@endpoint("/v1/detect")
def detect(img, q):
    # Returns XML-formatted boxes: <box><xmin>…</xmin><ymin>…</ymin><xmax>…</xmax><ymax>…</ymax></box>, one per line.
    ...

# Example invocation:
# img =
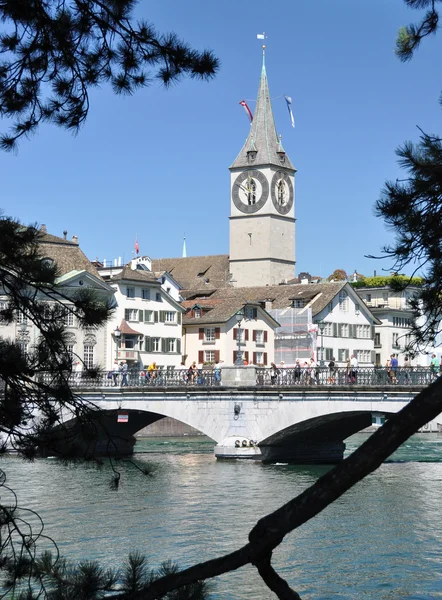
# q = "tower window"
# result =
<box><xmin>277</xmin><ymin>179</ymin><xmax>287</xmax><ymax>206</ymax></box>
<box><xmin>248</xmin><ymin>179</ymin><xmax>256</xmax><ymax>205</ymax></box>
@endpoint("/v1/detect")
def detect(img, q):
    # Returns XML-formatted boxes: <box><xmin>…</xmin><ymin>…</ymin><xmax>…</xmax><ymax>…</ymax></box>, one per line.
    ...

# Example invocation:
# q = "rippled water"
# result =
<box><xmin>2</xmin><ymin>433</ymin><xmax>442</xmax><ymax>599</ymax></box>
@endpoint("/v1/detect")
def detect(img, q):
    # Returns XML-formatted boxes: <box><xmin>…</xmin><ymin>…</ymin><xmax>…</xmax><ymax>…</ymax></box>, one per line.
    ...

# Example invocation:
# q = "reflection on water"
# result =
<box><xmin>1</xmin><ymin>433</ymin><xmax>441</xmax><ymax>599</ymax></box>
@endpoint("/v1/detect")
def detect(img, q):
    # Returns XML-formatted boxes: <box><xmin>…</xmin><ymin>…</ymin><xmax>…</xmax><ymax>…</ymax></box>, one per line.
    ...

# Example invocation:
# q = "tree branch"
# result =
<box><xmin>118</xmin><ymin>377</ymin><xmax>442</xmax><ymax>599</ymax></box>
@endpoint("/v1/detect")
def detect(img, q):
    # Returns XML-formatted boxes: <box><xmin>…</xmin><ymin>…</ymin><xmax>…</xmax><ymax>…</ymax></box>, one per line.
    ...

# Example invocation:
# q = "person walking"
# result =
<box><xmin>120</xmin><ymin>361</ymin><xmax>128</xmax><ymax>386</ymax></box>
<box><xmin>390</xmin><ymin>353</ymin><xmax>398</xmax><ymax>384</ymax></box>
<box><xmin>430</xmin><ymin>354</ymin><xmax>440</xmax><ymax>381</ymax></box>
<box><xmin>350</xmin><ymin>354</ymin><xmax>358</xmax><ymax>383</ymax></box>
<box><xmin>328</xmin><ymin>357</ymin><xmax>337</xmax><ymax>384</ymax></box>
<box><xmin>112</xmin><ymin>360</ymin><xmax>119</xmax><ymax>386</ymax></box>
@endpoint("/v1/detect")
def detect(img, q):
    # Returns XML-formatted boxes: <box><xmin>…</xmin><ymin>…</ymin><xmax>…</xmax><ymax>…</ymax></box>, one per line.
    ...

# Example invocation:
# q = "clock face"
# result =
<box><xmin>232</xmin><ymin>170</ymin><xmax>269</xmax><ymax>214</ymax></box>
<box><xmin>271</xmin><ymin>171</ymin><xmax>294</xmax><ymax>215</ymax></box>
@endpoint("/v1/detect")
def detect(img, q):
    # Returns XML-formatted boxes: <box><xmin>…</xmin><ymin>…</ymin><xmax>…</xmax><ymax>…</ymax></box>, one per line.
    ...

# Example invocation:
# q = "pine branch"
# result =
<box><xmin>114</xmin><ymin>377</ymin><xmax>442</xmax><ymax>599</ymax></box>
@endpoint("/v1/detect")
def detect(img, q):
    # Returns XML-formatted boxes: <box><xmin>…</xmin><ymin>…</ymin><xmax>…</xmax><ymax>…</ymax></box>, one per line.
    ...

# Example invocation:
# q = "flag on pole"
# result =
<box><xmin>284</xmin><ymin>96</ymin><xmax>295</xmax><ymax>128</ymax></box>
<box><xmin>257</xmin><ymin>33</ymin><xmax>265</xmax><ymax>40</ymax></box>
<box><xmin>134</xmin><ymin>236</ymin><xmax>139</xmax><ymax>255</ymax></box>
<box><xmin>239</xmin><ymin>100</ymin><xmax>253</xmax><ymax>123</ymax></box>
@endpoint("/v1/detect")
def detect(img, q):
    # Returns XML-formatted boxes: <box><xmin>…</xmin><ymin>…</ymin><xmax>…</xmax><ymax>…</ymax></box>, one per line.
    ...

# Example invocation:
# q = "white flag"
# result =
<box><xmin>257</xmin><ymin>33</ymin><xmax>265</xmax><ymax>40</ymax></box>
<box><xmin>284</xmin><ymin>95</ymin><xmax>295</xmax><ymax>128</ymax></box>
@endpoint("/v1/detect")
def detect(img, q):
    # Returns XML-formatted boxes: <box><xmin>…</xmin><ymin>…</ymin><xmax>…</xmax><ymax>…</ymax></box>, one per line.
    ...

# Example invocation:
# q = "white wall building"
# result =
<box><xmin>0</xmin><ymin>230</ymin><xmax>115</xmax><ymax>371</ymax></box>
<box><xmin>355</xmin><ymin>284</ymin><xmax>424</xmax><ymax>366</ymax></box>
<box><xmin>97</xmin><ymin>261</ymin><xmax>184</xmax><ymax>370</ymax></box>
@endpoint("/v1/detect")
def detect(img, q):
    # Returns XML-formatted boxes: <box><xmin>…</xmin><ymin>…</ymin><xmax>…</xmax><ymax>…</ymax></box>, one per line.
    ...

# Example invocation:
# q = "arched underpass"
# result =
<box><xmin>259</xmin><ymin>411</ymin><xmax>391</xmax><ymax>463</ymax></box>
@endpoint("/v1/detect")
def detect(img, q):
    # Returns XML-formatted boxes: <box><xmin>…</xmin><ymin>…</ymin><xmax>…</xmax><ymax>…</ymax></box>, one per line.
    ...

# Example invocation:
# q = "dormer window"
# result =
<box><xmin>194</xmin><ymin>308</ymin><xmax>201</xmax><ymax>318</ymax></box>
<box><xmin>278</xmin><ymin>152</ymin><xmax>286</xmax><ymax>165</ymax></box>
<box><xmin>247</xmin><ymin>151</ymin><xmax>257</xmax><ymax>163</ymax></box>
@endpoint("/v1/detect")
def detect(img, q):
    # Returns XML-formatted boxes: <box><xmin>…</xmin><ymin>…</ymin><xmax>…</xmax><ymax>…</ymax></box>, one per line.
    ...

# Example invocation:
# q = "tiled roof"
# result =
<box><xmin>151</xmin><ymin>255</ymin><xmax>230</xmax><ymax>291</ymax></box>
<box><xmin>209</xmin><ymin>281</ymin><xmax>348</xmax><ymax>317</ymax></box>
<box><xmin>39</xmin><ymin>233</ymin><xmax>101</xmax><ymax>278</ymax></box>
<box><xmin>109</xmin><ymin>266</ymin><xmax>160</xmax><ymax>284</ymax></box>
<box><xmin>119</xmin><ymin>319</ymin><xmax>143</xmax><ymax>335</ymax></box>
<box><xmin>230</xmin><ymin>61</ymin><xmax>295</xmax><ymax>171</ymax></box>
<box><xmin>183</xmin><ymin>297</ymin><xmax>278</xmax><ymax>326</ymax></box>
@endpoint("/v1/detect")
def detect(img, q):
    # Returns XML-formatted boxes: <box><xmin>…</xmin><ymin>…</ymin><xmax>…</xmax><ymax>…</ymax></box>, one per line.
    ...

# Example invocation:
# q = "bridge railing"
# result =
<box><xmin>36</xmin><ymin>366</ymin><xmax>436</xmax><ymax>389</ymax></box>
<box><xmin>256</xmin><ymin>366</ymin><xmax>435</xmax><ymax>387</ymax></box>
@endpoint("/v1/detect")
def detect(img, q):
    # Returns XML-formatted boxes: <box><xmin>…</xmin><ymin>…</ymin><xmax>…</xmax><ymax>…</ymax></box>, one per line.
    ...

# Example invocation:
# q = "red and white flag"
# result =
<box><xmin>239</xmin><ymin>100</ymin><xmax>253</xmax><ymax>123</ymax></box>
<box><xmin>134</xmin><ymin>237</ymin><xmax>139</xmax><ymax>255</ymax></box>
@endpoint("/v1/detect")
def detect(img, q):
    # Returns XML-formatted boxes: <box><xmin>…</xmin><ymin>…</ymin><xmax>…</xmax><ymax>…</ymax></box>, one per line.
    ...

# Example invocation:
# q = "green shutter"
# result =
<box><xmin>177</xmin><ymin>312</ymin><xmax>182</xmax><ymax>325</ymax></box>
<box><xmin>154</xmin><ymin>311</ymin><xmax>159</xmax><ymax>323</ymax></box>
<box><xmin>161</xmin><ymin>338</ymin><xmax>166</xmax><ymax>353</ymax></box>
<box><xmin>177</xmin><ymin>339</ymin><xmax>181</xmax><ymax>354</ymax></box>
<box><xmin>146</xmin><ymin>336</ymin><xmax>152</xmax><ymax>352</ymax></box>
<box><xmin>333</xmin><ymin>323</ymin><xmax>338</xmax><ymax>337</ymax></box>
<box><xmin>159</xmin><ymin>311</ymin><xmax>165</xmax><ymax>322</ymax></box>
<box><xmin>125</xmin><ymin>308</ymin><xmax>130</xmax><ymax>321</ymax></box>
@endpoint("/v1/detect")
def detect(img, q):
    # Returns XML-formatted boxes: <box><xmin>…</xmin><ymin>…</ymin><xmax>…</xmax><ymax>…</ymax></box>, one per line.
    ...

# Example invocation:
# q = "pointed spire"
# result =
<box><xmin>182</xmin><ymin>233</ymin><xmax>187</xmax><ymax>258</ymax></box>
<box><xmin>231</xmin><ymin>57</ymin><xmax>294</xmax><ymax>171</ymax></box>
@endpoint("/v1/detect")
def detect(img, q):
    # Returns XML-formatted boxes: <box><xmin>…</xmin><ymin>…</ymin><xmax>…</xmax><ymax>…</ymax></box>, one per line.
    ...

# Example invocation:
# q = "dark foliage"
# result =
<box><xmin>0</xmin><ymin>0</ymin><xmax>219</xmax><ymax>150</ymax></box>
<box><xmin>375</xmin><ymin>131</ymin><xmax>442</xmax><ymax>353</ymax></box>
<box><xmin>396</xmin><ymin>0</ymin><xmax>439</xmax><ymax>62</ymax></box>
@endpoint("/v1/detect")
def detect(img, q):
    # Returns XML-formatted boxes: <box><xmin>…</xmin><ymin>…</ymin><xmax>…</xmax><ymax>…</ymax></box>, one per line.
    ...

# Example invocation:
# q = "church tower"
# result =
<box><xmin>229</xmin><ymin>52</ymin><xmax>296</xmax><ymax>287</ymax></box>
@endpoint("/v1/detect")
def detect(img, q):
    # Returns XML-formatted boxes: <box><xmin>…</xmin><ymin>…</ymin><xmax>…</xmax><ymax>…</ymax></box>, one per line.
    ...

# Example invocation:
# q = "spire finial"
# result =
<box><xmin>182</xmin><ymin>233</ymin><xmax>187</xmax><ymax>258</ymax></box>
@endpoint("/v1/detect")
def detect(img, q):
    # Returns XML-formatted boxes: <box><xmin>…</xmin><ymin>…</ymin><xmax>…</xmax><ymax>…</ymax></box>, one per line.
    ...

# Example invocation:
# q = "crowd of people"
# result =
<box><xmin>76</xmin><ymin>354</ymin><xmax>442</xmax><ymax>387</ymax></box>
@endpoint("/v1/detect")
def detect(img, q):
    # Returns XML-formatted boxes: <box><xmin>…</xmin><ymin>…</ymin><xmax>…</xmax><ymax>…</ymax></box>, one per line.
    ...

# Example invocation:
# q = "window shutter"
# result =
<box><xmin>125</xmin><ymin>309</ymin><xmax>130</xmax><ymax>321</ymax></box>
<box><xmin>264</xmin><ymin>331</ymin><xmax>268</xmax><ymax>343</ymax></box>
<box><xmin>199</xmin><ymin>328</ymin><xmax>204</xmax><ymax>340</ymax></box>
<box><xmin>371</xmin><ymin>325</ymin><xmax>375</xmax><ymax>339</ymax></box>
<box><xmin>177</xmin><ymin>339</ymin><xmax>181</xmax><ymax>354</ymax></box>
<box><xmin>245</xmin><ymin>329</ymin><xmax>249</xmax><ymax>341</ymax></box>
<box><xmin>253</xmin><ymin>330</ymin><xmax>257</xmax><ymax>342</ymax></box>
<box><xmin>215</xmin><ymin>327</ymin><xmax>220</xmax><ymax>339</ymax></box>
<box><xmin>253</xmin><ymin>352</ymin><xmax>257</xmax><ymax>364</ymax></box>
<box><xmin>371</xmin><ymin>350</ymin><xmax>376</xmax><ymax>364</ymax></box>
<box><xmin>161</xmin><ymin>338</ymin><xmax>166</xmax><ymax>353</ymax></box>
<box><xmin>159</xmin><ymin>311</ymin><xmax>165</xmax><ymax>322</ymax></box>
<box><xmin>244</xmin><ymin>351</ymin><xmax>249</xmax><ymax>362</ymax></box>
<box><xmin>137</xmin><ymin>310</ymin><xmax>142</xmax><ymax>321</ymax></box>
<box><xmin>177</xmin><ymin>312</ymin><xmax>182</xmax><ymax>325</ymax></box>
<box><xmin>198</xmin><ymin>350</ymin><xmax>204</xmax><ymax>364</ymax></box>
<box><xmin>263</xmin><ymin>352</ymin><xmax>268</xmax><ymax>366</ymax></box>
<box><xmin>333</xmin><ymin>323</ymin><xmax>338</xmax><ymax>337</ymax></box>
<box><xmin>146</xmin><ymin>336</ymin><xmax>152</xmax><ymax>352</ymax></box>
<box><xmin>214</xmin><ymin>350</ymin><xmax>220</xmax><ymax>362</ymax></box>
<box><xmin>154</xmin><ymin>311</ymin><xmax>159</xmax><ymax>323</ymax></box>
<box><xmin>233</xmin><ymin>328</ymin><xmax>237</xmax><ymax>340</ymax></box>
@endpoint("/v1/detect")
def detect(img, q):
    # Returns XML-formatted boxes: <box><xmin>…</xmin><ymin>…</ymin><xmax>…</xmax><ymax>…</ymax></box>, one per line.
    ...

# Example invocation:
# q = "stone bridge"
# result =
<box><xmin>65</xmin><ymin>379</ymin><xmax>435</xmax><ymax>463</ymax></box>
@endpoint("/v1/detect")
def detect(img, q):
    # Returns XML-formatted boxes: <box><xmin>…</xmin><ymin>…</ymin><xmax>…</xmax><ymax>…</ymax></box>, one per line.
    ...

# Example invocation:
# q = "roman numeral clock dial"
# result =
<box><xmin>232</xmin><ymin>170</ymin><xmax>269</xmax><ymax>214</ymax></box>
<box><xmin>271</xmin><ymin>171</ymin><xmax>294</xmax><ymax>215</ymax></box>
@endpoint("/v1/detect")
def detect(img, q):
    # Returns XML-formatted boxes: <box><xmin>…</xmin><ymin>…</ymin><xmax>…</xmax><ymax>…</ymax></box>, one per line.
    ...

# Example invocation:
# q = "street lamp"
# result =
<box><xmin>114</xmin><ymin>326</ymin><xmax>121</xmax><ymax>361</ymax></box>
<box><xmin>318</xmin><ymin>321</ymin><xmax>326</xmax><ymax>366</ymax></box>
<box><xmin>234</xmin><ymin>309</ymin><xmax>245</xmax><ymax>365</ymax></box>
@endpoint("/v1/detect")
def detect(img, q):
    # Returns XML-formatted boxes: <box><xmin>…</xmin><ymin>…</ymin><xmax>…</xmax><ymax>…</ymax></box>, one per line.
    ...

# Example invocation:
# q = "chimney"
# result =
<box><xmin>71</xmin><ymin>235</ymin><xmax>79</xmax><ymax>244</ymax></box>
<box><xmin>265</xmin><ymin>299</ymin><xmax>273</xmax><ymax>311</ymax></box>
<box><xmin>40</xmin><ymin>224</ymin><xmax>47</xmax><ymax>233</ymax></box>
<box><xmin>63</xmin><ymin>230</ymin><xmax>67</xmax><ymax>239</ymax></box>
<box><xmin>374</xmin><ymin>270</ymin><xmax>377</xmax><ymax>277</ymax></box>
<box><xmin>103</xmin><ymin>259</ymin><xmax>107</xmax><ymax>267</ymax></box>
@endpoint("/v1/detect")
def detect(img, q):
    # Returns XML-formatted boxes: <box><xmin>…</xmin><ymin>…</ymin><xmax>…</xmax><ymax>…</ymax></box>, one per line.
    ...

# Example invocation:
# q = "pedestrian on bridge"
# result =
<box><xmin>120</xmin><ymin>361</ymin><xmax>128</xmax><ymax>386</ymax></box>
<box><xmin>112</xmin><ymin>360</ymin><xmax>119</xmax><ymax>386</ymax></box>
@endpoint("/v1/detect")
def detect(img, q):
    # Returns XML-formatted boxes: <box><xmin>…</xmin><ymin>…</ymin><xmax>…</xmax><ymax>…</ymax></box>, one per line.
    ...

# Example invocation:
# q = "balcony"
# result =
<box><xmin>118</xmin><ymin>349</ymin><xmax>139</xmax><ymax>361</ymax></box>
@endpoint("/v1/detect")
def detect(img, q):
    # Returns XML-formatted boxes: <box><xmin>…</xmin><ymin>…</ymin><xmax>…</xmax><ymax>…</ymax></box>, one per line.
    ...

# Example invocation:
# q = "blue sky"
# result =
<box><xmin>2</xmin><ymin>0</ymin><xmax>441</xmax><ymax>279</ymax></box>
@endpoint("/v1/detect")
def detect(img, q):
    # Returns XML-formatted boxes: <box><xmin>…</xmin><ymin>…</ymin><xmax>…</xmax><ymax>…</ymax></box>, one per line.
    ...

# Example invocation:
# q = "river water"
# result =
<box><xmin>2</xmin><ymin>433</ymin><xmax>442</xmax><ymax>599</ymax></box>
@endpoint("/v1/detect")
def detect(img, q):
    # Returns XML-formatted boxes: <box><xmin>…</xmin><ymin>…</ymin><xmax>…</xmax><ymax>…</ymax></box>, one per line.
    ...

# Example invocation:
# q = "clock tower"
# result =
<box><xmin>229</xmin><ymin>53</ymin><xmax>296</xmax><ymax>287</ymax></box>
